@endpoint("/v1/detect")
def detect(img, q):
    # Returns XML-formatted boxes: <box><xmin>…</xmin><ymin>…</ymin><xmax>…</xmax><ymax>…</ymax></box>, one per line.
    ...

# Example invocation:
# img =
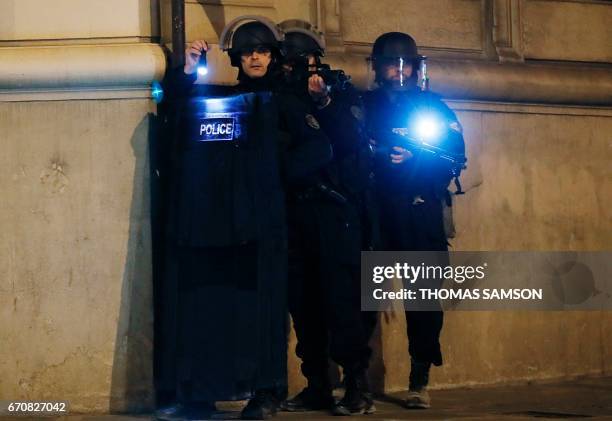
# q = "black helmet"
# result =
<box><xmin>279</xmin><ymin>19</ymin><xmax>325</xmax><ymax>60</ymax></box>
<box><xmin>369</xmin><ymin>32</ymin><xmax>424</xmax><ymax>62</ymax></box>
<box><xmin>369</xmin><ymin>32</ymin><xmax>425</xmax><ymax>87</ymax></box>
<box><xmin>219</xmin><ymin>15</ymin><xmax>285</xmax><ymax>67</ymax></box>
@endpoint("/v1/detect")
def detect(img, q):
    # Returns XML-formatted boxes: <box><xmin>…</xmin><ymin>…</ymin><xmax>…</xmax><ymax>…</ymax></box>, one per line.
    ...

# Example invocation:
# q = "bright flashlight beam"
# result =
<box><xmin>197</xmin><ymin>51</ymin><xmax>208</xmax><ymax>76</ymax></box>
<box><xmin>415</xmin><ymin>116</ymin><xmax>440</xmax><ymax>141</ymax></box>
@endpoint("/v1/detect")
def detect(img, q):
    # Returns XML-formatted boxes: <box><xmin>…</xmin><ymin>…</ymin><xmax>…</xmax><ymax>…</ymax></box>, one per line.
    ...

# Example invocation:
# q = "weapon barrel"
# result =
<box><xmin>378</xmin><ymin>130</ymin><xmax>467</xmax><ymax>169</ymax></box>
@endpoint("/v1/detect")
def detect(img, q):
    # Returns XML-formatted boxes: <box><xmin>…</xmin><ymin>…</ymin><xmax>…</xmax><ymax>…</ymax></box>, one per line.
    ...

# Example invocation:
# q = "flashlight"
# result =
<box><xmin>386</xmin><ymin>110</ymin><xmax>467</xmax><ymax>180</ymax></box>
<box><xmin>197</xmin><ymin>50</ymin><xmax>208</xmax><ymax>76</ymax></box>
<box><xmin>415</xmin><ymin>115</ymin><xmax>441</xmax><ymax>142</ymax></box>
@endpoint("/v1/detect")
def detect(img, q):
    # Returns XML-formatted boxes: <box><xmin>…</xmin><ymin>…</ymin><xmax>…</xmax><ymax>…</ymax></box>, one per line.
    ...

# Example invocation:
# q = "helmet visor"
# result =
<box><xmin>370</xmin><ymin>57</ymin><xmax>416</xmax><ymax>88</ymax></box>
<box><xmin>238</xmin><ymin>45</ymin><xmax>272</xmax><ymax>57</ymax></box>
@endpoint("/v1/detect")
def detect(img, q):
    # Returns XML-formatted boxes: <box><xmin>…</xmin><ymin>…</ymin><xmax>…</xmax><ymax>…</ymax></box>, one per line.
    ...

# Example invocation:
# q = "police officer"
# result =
<box><xmin>157</xmin><ymin>16</ymin><xmax>332</xmax><ymax>421</ymax></box>
<box><xmin>363</xmin><ymin>32</ymin><xmax>465</xmax><ymax>409</ymax></box>
<box><xmin>277</xmin><ymin>20</ymin><xmax>376</xmax><ymax>416</ymax></box>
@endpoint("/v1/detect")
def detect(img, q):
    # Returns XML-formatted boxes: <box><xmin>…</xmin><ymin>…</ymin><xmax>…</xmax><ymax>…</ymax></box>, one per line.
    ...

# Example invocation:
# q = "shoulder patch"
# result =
<box><xmin>392</xmin><ymin>127</ymin><xmax>410</xmax><ymax>137</ymax></box>
<box><xmin>449</xmin><ymin>121</ymin><xmax>463</xmax><ymax>134</ymax></box>
<box><xmin>305</xmin><ymin>114</ymin><xmax>320</xmax><ymax>130</ymax></box>
<box><xmin>350</xmin><ymin>105</ymin><xmax>364</xmax><ymax>121</ymax></box>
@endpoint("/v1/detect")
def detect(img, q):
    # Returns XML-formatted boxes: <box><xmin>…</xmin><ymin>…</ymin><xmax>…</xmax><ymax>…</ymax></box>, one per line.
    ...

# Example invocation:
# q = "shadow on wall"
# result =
<box><xmin>109</xmin><ymin>114</ymin><xmax>156</xmax><ymax>413</ymax></box>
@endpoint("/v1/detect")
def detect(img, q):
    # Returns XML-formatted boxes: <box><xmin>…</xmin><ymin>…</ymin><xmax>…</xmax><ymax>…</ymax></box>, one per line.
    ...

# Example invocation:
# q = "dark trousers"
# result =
<box><xmin>288</xmin><ymin>200</ymin><xmax>371</xmax><ymax>382</ymax></box>
<box><xmin>378</xmin><ymin>192</ymin><xmax>447</xmax><ymax>366</ymax></box>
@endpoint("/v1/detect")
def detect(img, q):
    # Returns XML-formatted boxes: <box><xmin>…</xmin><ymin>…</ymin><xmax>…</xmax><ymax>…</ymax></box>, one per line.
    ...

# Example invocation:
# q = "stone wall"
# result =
<box><xmin>0</xmin><ymin>0</ymin><xmax>163</xmax><ymax>413</ymax></box>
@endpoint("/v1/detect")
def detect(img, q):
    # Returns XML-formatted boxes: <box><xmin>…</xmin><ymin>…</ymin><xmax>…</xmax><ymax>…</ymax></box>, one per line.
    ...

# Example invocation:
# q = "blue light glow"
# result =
<box><xmin>415</xmin><ymin>115</ymin><xmax>441</xmax><ymax>141</ymax></box>
<box><xmin>151</xmin><ymin>80</ymin><xmax>164</xmax><ymax>103</ymax></box>
<box><xmin>202</xmin><ymin>97</ymin><xmax>231</xmax><ymax>113</ymax></box>
<box><xmin>197</xmin><ymin>65</ymin><xmax>209</xmax><ymax>76</ymax></box>
<box><xmin>197</xmin><ymin>53</ymin><xmax>208</xmax><ymax>76</ymax></box>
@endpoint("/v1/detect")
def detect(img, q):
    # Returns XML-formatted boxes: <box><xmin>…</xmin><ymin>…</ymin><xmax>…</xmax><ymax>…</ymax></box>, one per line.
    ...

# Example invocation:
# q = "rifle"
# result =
<box><xmin>376</xmin><ymin>127</ymin><xmax>467</xmax><ymax>176</ymax></box>
<box><xmin>289</xmin><ymin>61</ymin><xmax>351</xmax><ymax>90</ymax></box>
<box><xmin>311</xmin><ymin>64</ymin><xmax>351</xmax><ymax>90</ymax></box>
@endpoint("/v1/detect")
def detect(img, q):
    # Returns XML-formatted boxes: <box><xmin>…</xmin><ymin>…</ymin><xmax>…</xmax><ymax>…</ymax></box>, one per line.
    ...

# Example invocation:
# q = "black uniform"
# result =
<box><xmin>363</xmin><ymin>86</ymin><xmax>465</xmax><ymax>366</ymax></box>
<box><xmin>158</xmin><ymin>68</ymin><xmax>331</xmax><ymax>404</ymax></box>
<box><xmin>284</xmin><ymin>83</ymin><xmax>375</xmax><ymax>386</ymax></box>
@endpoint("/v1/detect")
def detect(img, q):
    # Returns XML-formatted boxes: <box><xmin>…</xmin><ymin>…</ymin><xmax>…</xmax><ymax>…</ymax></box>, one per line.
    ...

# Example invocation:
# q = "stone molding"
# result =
<box><xmin>0</xmin><ymin>43</ymin><xmax>166</xmax><ymax>101</ymax></box>
<box><xmin>2</xmin><ymin>0</ymin><xmax>612</xmax><ymax>106</ymax></box>
<box><xmin>2</xmin><ymin>41</ymin><xmax>610</xmax><ymax>105</ymax></box>
<box><xmin>493</xmin><ymin>0</ymin><xmax>525</xmax><ymax>62</ymax></box>
<box><xmin>325</xmin><ymin>54</ymin><xmax>612</xmax><ymax>106</ymax></box>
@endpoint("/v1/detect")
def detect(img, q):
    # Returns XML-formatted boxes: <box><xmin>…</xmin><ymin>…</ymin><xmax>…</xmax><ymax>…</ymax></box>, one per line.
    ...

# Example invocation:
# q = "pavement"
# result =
<box><xmin>5</xmin><ymin>376</ymin><xmax>612</xmax><ymax>421</ymax></box>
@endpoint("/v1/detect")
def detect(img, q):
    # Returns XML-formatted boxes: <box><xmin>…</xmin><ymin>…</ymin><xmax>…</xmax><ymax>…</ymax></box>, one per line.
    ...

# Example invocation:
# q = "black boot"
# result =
<box><xmin>405</xmin><ymin>360</ymin><xmax>431</xmax><ymax>409</ymax></box>
<box><xmin>280</xmin><ymin>377</ymin><xmax>334</xmax><ymax>412</ymax></box>
<box><xmin>332</xmin><ymin>372</ymin><xmax>375</xmax><ymax>416</ymax></box>
<box><xmin>240</xmin><ymin>390</ymin><xmax>279</xmax><ymax>420</ymax></box>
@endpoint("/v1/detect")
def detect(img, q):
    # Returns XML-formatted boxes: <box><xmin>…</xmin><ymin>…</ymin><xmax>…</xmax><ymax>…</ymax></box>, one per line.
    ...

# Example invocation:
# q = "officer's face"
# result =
<box><xmin>379</xmin><ymin>59</ymin><xmax>414</xmax><ymax>89</ymax></box>
<box><xmin>240</xmin><ymin>46</ymin><xmax>272</xmax><ymax>78</ymax></box>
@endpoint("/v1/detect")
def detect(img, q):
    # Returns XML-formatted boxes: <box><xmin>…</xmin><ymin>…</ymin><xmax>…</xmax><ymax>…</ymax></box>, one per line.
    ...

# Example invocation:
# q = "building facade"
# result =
<box><xmin>1</xmin><ymin>0</ymin><xmax>611</xmax><ymax>413</ymax></box>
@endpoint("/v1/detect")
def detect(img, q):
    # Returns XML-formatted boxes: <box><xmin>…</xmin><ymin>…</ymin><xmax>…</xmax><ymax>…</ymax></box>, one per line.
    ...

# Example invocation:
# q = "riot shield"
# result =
<box><xmin>159</xmin><ymin>88</ymin><xmax>288</xmax><ymax>402</ymax></box>
<box><xmin>174</xmin><ymin>90</ymin><xmax>277</xmax><ymax>247</ymax></box>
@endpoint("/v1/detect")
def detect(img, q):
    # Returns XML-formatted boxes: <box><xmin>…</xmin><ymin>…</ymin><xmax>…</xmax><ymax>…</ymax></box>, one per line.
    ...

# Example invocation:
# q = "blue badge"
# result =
<box><xmin>197</xmin><ymin>117</ymin><xmax>235</xmax><ymax>142</ymax></box>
